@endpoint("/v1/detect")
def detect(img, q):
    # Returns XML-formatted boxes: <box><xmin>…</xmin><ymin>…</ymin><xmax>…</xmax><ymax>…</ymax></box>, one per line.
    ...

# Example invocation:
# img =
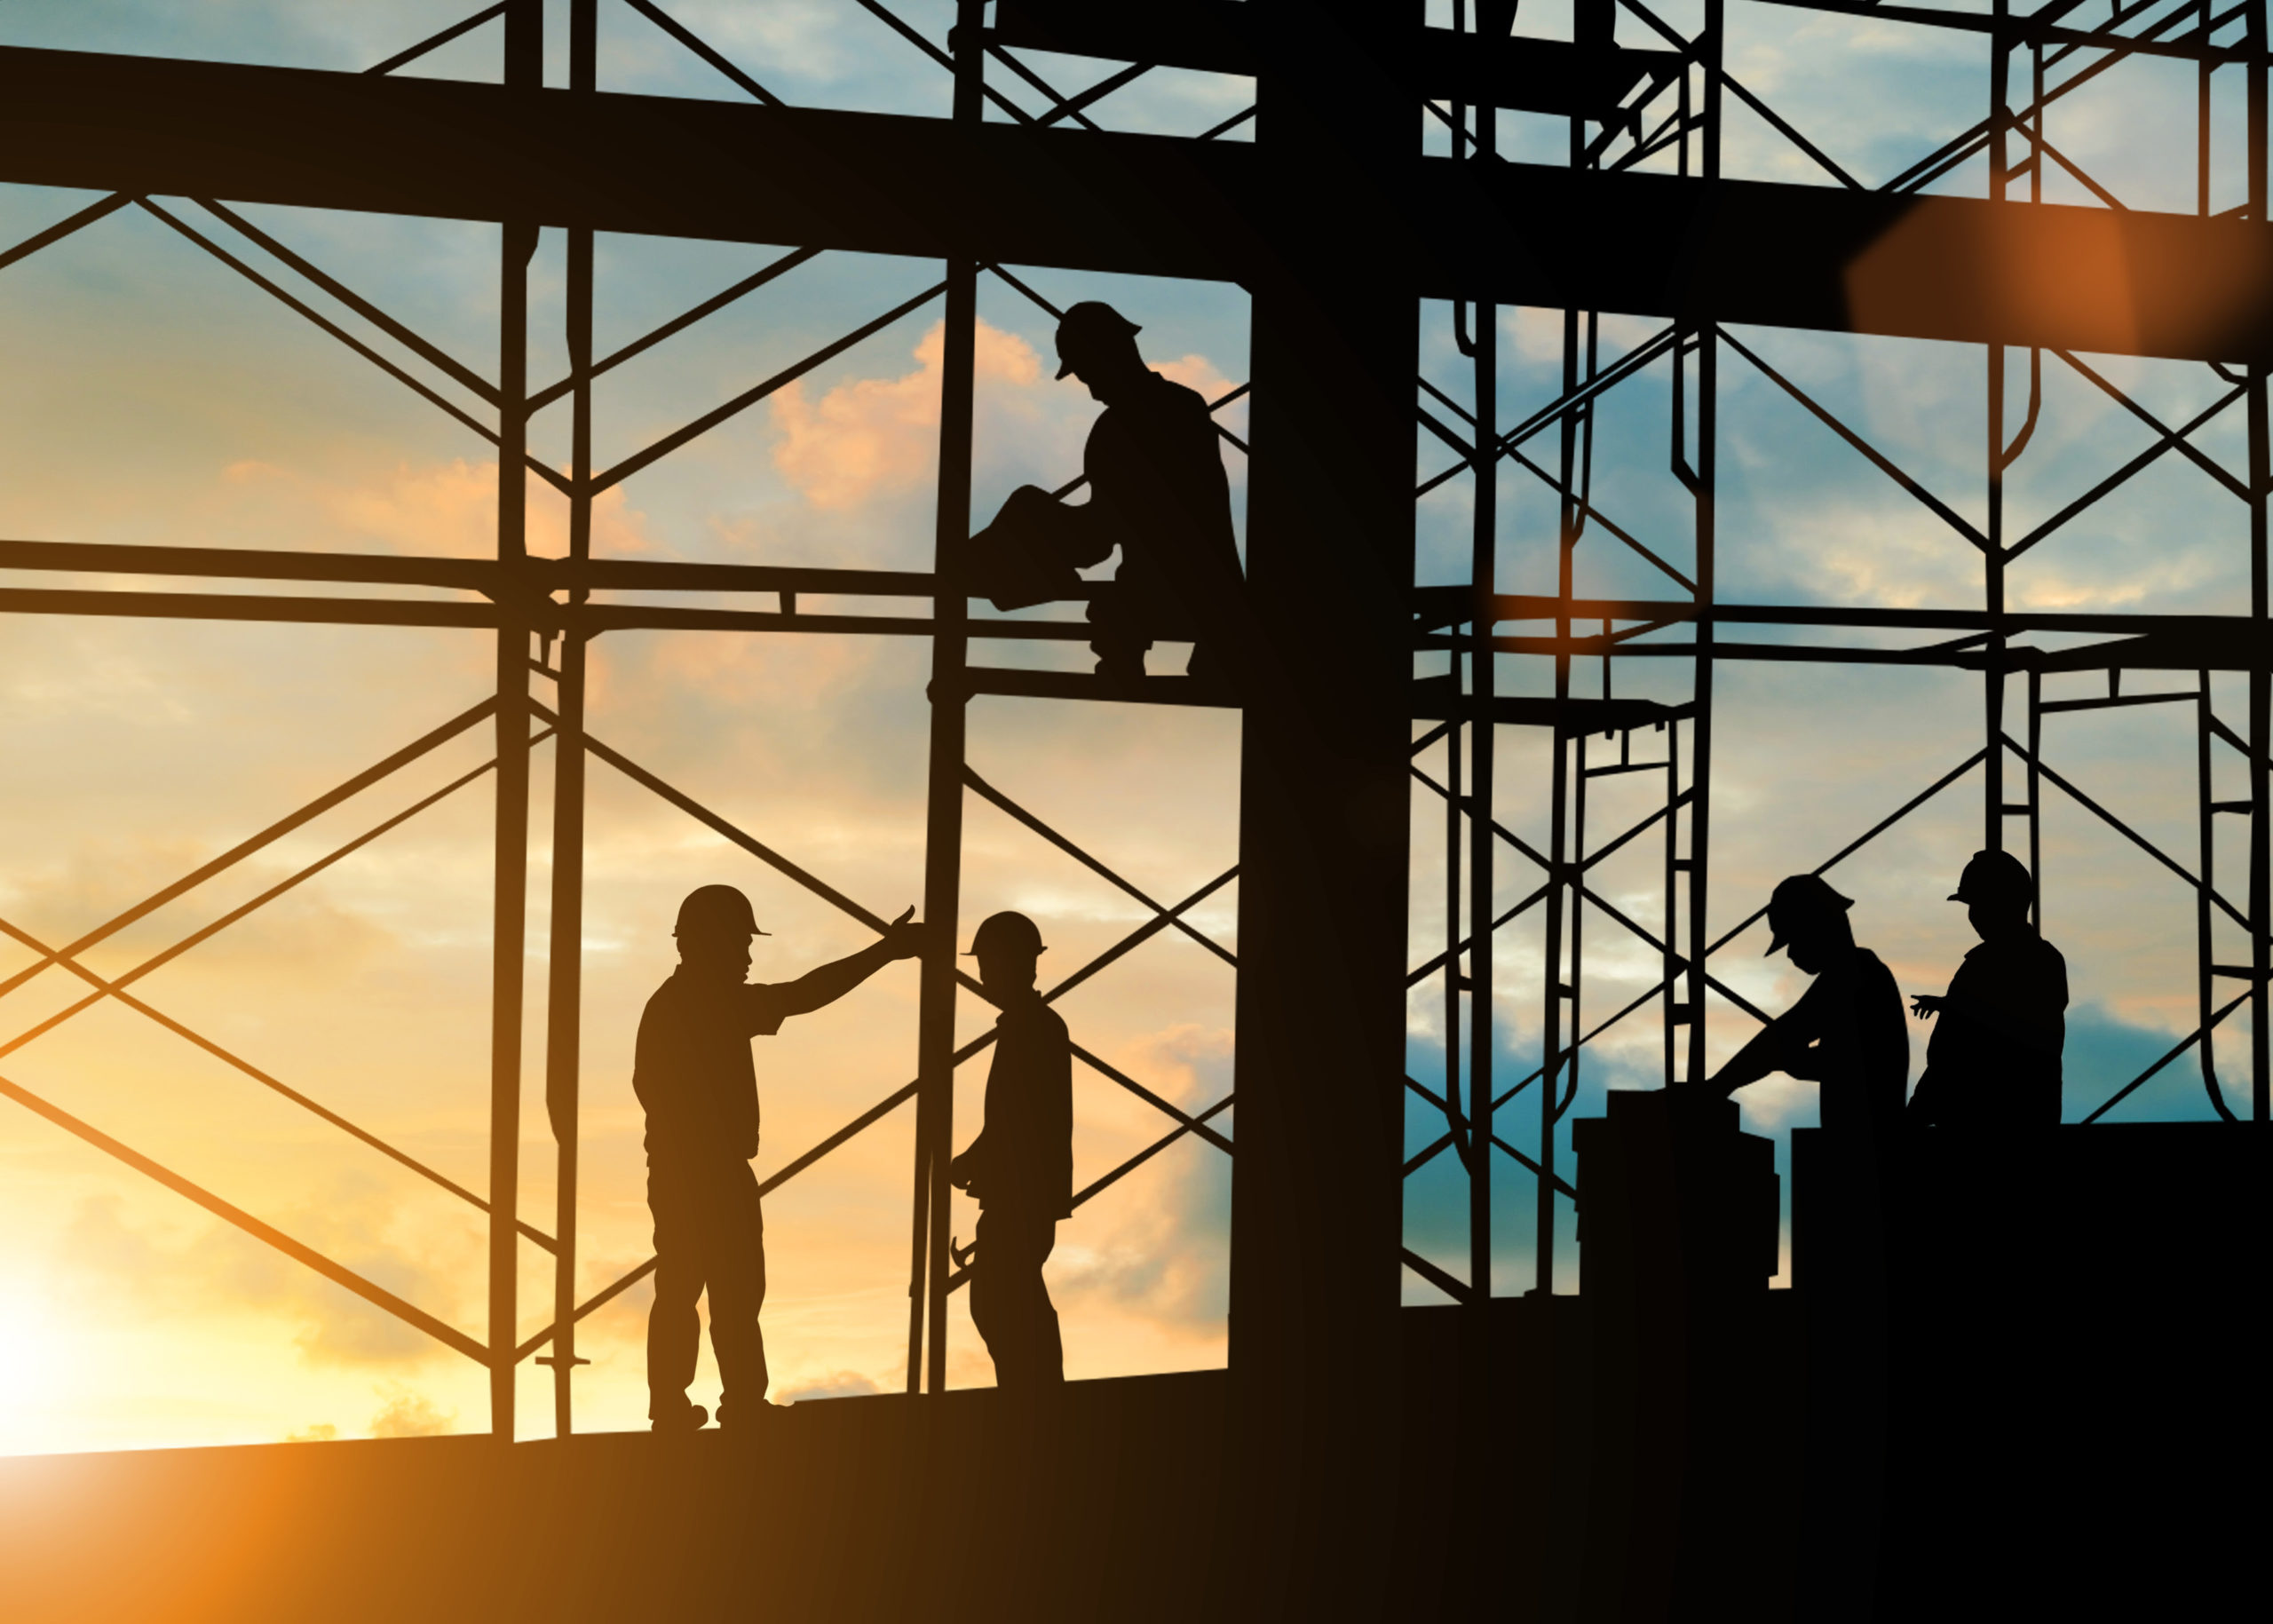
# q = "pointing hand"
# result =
<box><xmin>1909</xmin><ymin>994</ymin><xmax>1943</xmax><ymax>1019</ymax></box>
<box><xmin>883</xmin><ymin>907</ymin><xmax>927</xmax><ymax>960</ymax></box>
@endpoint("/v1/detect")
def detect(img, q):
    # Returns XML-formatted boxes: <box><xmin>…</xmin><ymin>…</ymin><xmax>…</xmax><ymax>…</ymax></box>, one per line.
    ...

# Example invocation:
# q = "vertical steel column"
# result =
<box><xmin>540</xmin><ymin>0</ymin><xmax>599</xmax><ymax>1440</ymax></box>
<box><xmin>1985</xmin><ymin>1</ymin><xmax>2011</xmax><ymax>854</ymax></box>
<box><xmin>1233</xmin><ymin>4</ymin><xmax>1417</xmax><ymax>1605</ymax></box>
<box><xmin>2250</xmin><ymin>0</ymin><xmax>2270</xmax><ymax>1121</ymax></box>
<box><xmin>2198</xmin><ymin>669</ymin><xmax>2230</xmax><ymax>1117</ymax></box>
<box><xmin>2026</xmin><ymin>669</ymin><xmax>2042</xmax><ymax>929</ymax></box>
<box><xmin>1664</xmin><ymin>719</ymin><xmax>1681</xmax><ymax>1085</ymax></box>
<box><xmin>1467</xmin><ymin>100</ymin><xmax>1497</xmax><ymax>1308</ymax></box>
<box><xmin>913</xmin><ymin>0</ymin><xmax>986</xmax><ymax>1393</ymax></box>
<box><xmin>1539</xmin><ymin>290</ymin><xmax>1574</xmax><ymax>1291</ymax></box>
<box><xmin>488</xmin><ymin>0</ymin><xmax>542</xmax><ymax>1442</ymax></box>
<box><xmin>1444</xmin><ymin>706</ymin><xmax>1463</xmax><ymax>1167</ymax></box>
<box><xmin>1684</xmin><ymin>4</ymin><xmax>1723</xmax><ymax>1091</ymax></box>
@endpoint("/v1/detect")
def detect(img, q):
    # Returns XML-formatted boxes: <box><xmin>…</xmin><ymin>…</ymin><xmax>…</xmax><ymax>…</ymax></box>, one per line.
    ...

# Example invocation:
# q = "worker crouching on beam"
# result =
<box><xmin>961</xmin><ymin>301</ymin><xmax>1247</xmax><ymax>685</ymax></box>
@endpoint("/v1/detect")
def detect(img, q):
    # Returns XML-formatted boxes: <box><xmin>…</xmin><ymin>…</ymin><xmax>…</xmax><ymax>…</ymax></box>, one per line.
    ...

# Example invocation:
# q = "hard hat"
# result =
<box><xmin>674</xmin><ymin>883</ymin><xmax>766</xmax><ymax>939</ymax></box>
<box><xmin>1949</xmin><ymin>849</ymin><xmax>2031</xmax><ymax>907</ymax></box>
<box><xmin>1054</xmin><ymin>300</ymin><xmax>1142</xmax><ymax>379</ymax></box>
<box><xmin>965</xmin><ymin>910</ymin><xmax>1046</xmax><ymax>957</ymax></box>
<box><xmin>1764</xmin><ymin>874</ymin><xmax>1852</xmax><ymax>955</ymax></box>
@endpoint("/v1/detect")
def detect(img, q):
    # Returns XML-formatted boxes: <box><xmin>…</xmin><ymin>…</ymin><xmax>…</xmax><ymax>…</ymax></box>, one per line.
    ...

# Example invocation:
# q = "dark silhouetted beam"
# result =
<box><xmin>992</xmin><ymin>1</ymin><xmax>1676</xmax><ymax>121</ymax></box>
<box><xmin>1</xmin><ymin>45</ymin><xmax>2269</xmax><ymax>360</ymax></box>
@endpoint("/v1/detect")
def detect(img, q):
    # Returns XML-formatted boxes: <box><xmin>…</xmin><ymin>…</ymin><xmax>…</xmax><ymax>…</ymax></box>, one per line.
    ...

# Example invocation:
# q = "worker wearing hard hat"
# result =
<box><xmin>948</xmin><ymin>911</ymin><xmax>1074</xmax><ymax>1390</ymax></box>
<box><xmin>637</xmin><ymin>883</ymin><xmax>927</xmax><ymax>1433</ymax></box>
<box><xmin>966</xmin><ymin>301</ymin><xmax>1245</xmax><ymax>685</ymax></box>
<box><xmin>1705</xmin><ymin>873</ymin><xmax>1909</xmax><ymax>1136</ymax></box>
<box><xmin>1908</xmin><ymin>850</ymin><xmax>2069</xmax><ymax>1131</ymax></box>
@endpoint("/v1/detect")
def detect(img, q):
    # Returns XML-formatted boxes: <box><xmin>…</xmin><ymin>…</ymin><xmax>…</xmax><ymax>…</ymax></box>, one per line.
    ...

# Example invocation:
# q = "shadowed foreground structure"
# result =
<box><xmin>4</xmin><ymin>1122</ymin><xmax>2263</xmax><ymax>1621</ymax></box>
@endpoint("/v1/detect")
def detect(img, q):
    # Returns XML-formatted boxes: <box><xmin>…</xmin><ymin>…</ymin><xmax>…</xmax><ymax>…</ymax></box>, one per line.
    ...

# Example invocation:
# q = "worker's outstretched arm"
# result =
<box><xmin>1707</xmin><ymin>1024</ymin><xmax>1788</xmax><ymax>1096</ymax></box>
<box><xmin>1044</xmin><ymin>498</ymin><xmax>1123</xmax><ymax>570</ymax></box>
<box><xmin>1706</xmin><ymin>984</ymin><xmax>1828</xmax><ymax>1095</ymax></box>
<box><xmin>772</xmin><ymin>908</ymin><xmax>927</xmax><ymax>1017</ymax></box>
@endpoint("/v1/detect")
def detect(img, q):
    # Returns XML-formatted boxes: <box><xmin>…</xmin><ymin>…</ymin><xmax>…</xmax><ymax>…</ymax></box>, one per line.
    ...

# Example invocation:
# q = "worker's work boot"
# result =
<box><xmin>717</xmin><ymin>1398</ymin><xmax>782</xmax><ymax>1436</ymax></box>
<box><xmin>650</xmin><ymin>1400</ymin><xmax>708</xmax><ymax>1434</ymax></box>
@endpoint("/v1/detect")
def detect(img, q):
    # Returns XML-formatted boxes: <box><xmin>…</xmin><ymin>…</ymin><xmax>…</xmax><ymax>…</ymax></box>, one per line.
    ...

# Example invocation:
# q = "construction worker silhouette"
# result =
<box><xmin>947</xmin><ymin>912</ymin><xmax>1073</xmax><ymax>1390</ymax></box>
<box><xmin>1706</xmin><ymin>875</ymin><xmax>1908</xmax><ymax>1134</ymax></box>
<box><xmin>1908</xmin><ymin>850</ymin><xmax>2068</xmax><ymax>1130</ymax></box>
<box><xmin>965</xmin><ymin>301</ymin><xmax>1244</xmax><ymax>682</ymax></box>
<box><xmin>637</xmin><ymin>884</ymin><xmax>926</xmax><ymax>1432</ymax></box>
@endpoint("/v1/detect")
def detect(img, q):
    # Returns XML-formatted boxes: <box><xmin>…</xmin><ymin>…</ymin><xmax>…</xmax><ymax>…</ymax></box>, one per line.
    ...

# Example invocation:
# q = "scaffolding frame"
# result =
<box><xmin>0</xmin><ymin>0</ymin><xmax>2265</xmax><ymax>1445</ymax></box>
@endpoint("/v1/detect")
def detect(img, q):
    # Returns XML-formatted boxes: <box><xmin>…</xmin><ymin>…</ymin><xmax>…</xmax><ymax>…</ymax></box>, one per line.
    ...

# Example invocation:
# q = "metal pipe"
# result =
<box><xmin>541</xmin><ymin>0</ymin><xmax>598</xmax><ymax>1441</ymax></box>
<box><xmin>1987</xmin><ymin>0</ymin><xmax>2011</xmax><ymax>853</ymax></box>
<box><xmin>1686</xmin><ymin>0</ymin><xmax>1723</xmax><ymax>1091</ymax></box>
<box><xmin>914</xmin><ymin>0</ymin><xmax>988</xmax><ymax>1396</ymax></box>
<box><xmin>487</xmin><ymin>0</ymin><xmax>540</xmax><ymax>1446</ymax></box>
<box><xmin>2251</xmin><ymin>0</ymin><xmax>2270</xmax><ymax>1121</ymax></box>
<box><xmin>1468</xmin><ymin>111</ymin><xmax>1497</xmax><ymax>1313</ymax></box>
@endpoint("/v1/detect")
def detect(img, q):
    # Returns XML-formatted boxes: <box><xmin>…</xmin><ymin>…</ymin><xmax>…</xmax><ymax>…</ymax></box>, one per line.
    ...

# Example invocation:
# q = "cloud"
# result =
<box><xmin>770</xmin><ymin>319</ymin><xmax>1046</xmax><ymax>510</ymax></box>
<box><xmin>217</xmin><ymin>457</ymin><xmax>658</xmax><ymax>558</ymax></box>
<box><xmin>776</xmin><ymin>1369</ymin><xmax>881</xmax><ymax>1404</ymax></box>
<box><xmin>50</xmin><ymin>1187</ymin><xmax>466</xmax><ymax>1370</ymax></box>
<box><xmin>1051</xmin><ymin>1024</ymin><xmax>1233</xmax><ymax>1333</ymax></box>
<box><xmin>368</xmin><ymin>1382</ymin><xmax>455</xmax><ymax>1438</ymax></box>
<box><xmin>283</xmin><ymin>1422</ymin><xmax>337</xmax><ymax>1442</ymax></box>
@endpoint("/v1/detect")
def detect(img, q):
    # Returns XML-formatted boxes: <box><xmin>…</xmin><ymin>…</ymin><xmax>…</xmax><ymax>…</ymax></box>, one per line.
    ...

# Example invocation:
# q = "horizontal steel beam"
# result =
<box><xmin>1481</xmin><ymin>592</ymin><xmax>2273</xmax><ymax>638</ymax></box>
<box><xmin>2</xmin><ymin>46</ymin><xmax>2268</xmax><ymax>359</ymax></box>
<box><xmin>992</xmin><ymin>3</ymin><xmax>1676</xmax><ymax>121</ymax></box>
<box><xmin>0</xmin><ymin>584</ymin><xmax>1104</xmax><ymax>642</ymax></box>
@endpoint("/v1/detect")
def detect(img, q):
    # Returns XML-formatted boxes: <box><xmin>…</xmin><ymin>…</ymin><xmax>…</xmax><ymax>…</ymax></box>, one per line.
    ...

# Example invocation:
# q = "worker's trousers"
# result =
<box><xmin>1087</xmin><ymin>563</ymin><xmax>1204</xmax><ymax>674</ymax></box>
<box><xmin>647</xmin><ymin>1155</ymin><xmax>767</xmax><ymax>1422</ymax></box>
<box><xmin>970</xmin><ymin>1207</ymin><xmax>1063</xmax><ymax>1390</ymax></box>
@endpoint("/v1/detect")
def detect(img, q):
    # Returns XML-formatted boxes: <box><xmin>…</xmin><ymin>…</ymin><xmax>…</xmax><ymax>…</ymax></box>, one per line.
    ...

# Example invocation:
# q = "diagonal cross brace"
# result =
<box><xmin>0</xmin><ymin>698</ymin><xmax>496</xmax><ymax>1002</ymax></box>
<box><xmin>0</xmin><ymin>731</ymin><xmax>560</xmax><ymax>1252</ymax></box>
<box><xmin>0</xmin><ymin>1066</ymin><xmax>487</xmax><ymax>1363</ymax></box>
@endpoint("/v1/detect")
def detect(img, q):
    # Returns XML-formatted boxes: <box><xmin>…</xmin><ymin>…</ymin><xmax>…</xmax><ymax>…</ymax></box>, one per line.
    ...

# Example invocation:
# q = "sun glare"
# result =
<box><xmin>0</xmin><ymin>1287</ymin><xmax>71</xmax><ymax>1452</ymax></box>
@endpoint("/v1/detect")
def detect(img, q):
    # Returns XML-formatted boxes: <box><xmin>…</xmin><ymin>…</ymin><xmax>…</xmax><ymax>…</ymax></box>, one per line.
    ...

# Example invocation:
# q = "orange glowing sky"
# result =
<box><xmin>0</xmin><ymin>1</ymin><xmax>2253</xmax><ymax>1454</ymax></box>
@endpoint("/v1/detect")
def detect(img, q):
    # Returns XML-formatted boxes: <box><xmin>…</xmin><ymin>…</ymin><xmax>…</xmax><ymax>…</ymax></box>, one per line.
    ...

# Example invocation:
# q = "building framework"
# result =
<box><xmin>0</xmin><ymin>0</ymin><xmax>2264</xmax><ymax>1501</ymax></box>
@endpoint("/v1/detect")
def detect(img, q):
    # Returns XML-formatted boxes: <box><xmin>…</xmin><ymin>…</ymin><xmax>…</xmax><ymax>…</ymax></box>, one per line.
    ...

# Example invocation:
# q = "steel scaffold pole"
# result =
<box><xmin>1686</xmin><ymin>1</ymin><xmax>1723</xmax><ymax>1092</ymax></box>
<box><xmin>915</xmin><ymin>0</ymin><xmax>988</xmax><ymax>1395</ymax></box>
<box><xmin>1987</xmin><ymin>0</ymin><xmax>2012</xmax><ymax>856</ymax></box>
<box><xmin>2251</xmin><ymin>0</ymin><xmax>2270</xmax><ymax>1121</ymax></box>
<box><xmin>1469</xmin><ymin>99</ymin><xmax>1498</xmax><ymax>1313</ymax></box>
<box><xmin>540</xmin><ymin>0</ymin><xmax>599</xmax><ymax>1440</ymax></box>
<box><xmin>489</xmin><ymin>0</ymin><xmax>542</xmax><ymax>1443</ymax></box>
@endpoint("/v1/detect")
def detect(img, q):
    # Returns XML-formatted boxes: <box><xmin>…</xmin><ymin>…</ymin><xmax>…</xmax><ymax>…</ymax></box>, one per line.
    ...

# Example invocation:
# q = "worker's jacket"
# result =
<box><xmin>633</xmin><ymin>969</ymin><xmax>793</xmax><ymax>1164</ymax></box>
<box><xmin>1911</xmin><ymin>930</ymin><xmax>2069</xmax><ymax>1131</ymax></box>
<box><xmin>960</xmin><ymin>994</ymin><xmax>1074</xmax><ymax>1219</ymax></box>
<box><xmin>1770</xmin><ymin>946</ymin><xmax>1909</xmax><ymax>1136</ymax></box>
<box><xmin>1061</xmin><ymin>371</ymin><xmax>1244</xmax><ymax>632</ymax></box>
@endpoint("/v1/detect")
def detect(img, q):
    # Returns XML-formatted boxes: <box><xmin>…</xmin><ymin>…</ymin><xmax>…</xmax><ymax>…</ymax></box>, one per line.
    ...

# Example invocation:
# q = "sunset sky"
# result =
<box><xmin>0</xmin><ymin>0</ymin><xmax>2248</xmax><ymax>1454</ymax></box>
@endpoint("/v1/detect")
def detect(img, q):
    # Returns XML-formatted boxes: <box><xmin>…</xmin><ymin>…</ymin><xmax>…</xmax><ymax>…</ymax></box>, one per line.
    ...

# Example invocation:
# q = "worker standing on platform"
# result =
<box><xmin>968</xmin><ymin>301</ymin><xmax>1244</xmax><ymax>683</ymax></box>
<box><xmin>1704</xmin><ymin>874</ymin><xmax>1909</xmax><ymax>1133</ymax></box>
<box><xmin>948</xmin><ymin>912</ymin><xmax>1073</xmax><ymax>1390</ymax></box>
<box><xmin>637</xmin><ymin>884</ymin><xmax>926</xmax><ymax>1433</ymax></box>
<box><xmin>1908</xmin><ymin>850</ymin><xmax>2069</xmax><ymax>1130</ymax></box>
